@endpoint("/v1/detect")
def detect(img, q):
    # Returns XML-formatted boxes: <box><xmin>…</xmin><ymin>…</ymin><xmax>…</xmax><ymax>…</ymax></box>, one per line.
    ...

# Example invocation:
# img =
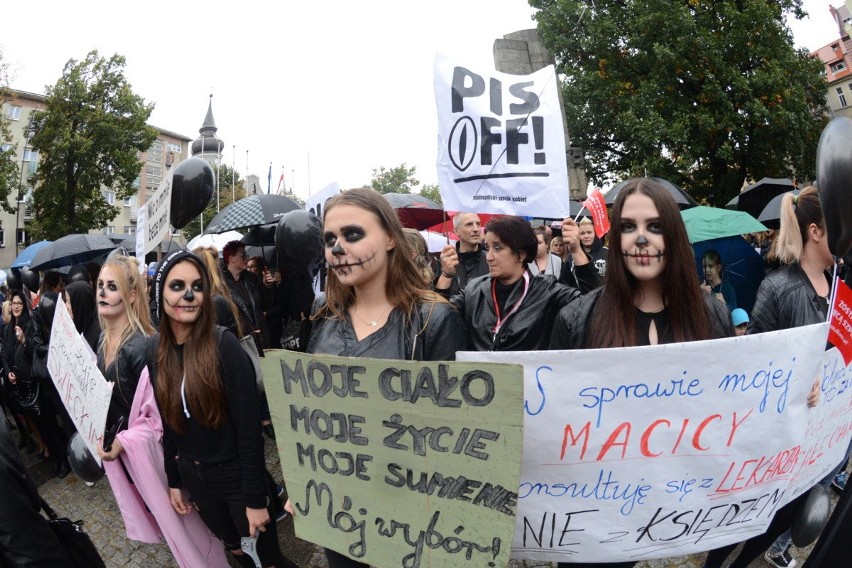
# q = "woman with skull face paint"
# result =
<box><xmin>285</xmin><ymin>188</ymin><xmax>465</xmax><ymax>568</ymax></box>
<box><xmin>549</xmin><ymin>179</ymin><xmax>732</xmax><ymax>568</ymax></box>
<box><xmin>152</xmin><ymin>250</ymin><xmax>297</xmax><ymax>568</ymax></box>
<box><xmin>93</xmin><ymin>256</ymin><xmax>228</xmax><ymax>568</ymax></box>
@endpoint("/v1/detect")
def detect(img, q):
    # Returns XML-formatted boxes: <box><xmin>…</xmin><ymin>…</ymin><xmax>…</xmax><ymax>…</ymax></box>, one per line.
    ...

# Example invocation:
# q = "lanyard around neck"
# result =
<box><xmin>491</xmin><ymin>271</ymin><xmax>531</xmax><ymax>340</ymax></box>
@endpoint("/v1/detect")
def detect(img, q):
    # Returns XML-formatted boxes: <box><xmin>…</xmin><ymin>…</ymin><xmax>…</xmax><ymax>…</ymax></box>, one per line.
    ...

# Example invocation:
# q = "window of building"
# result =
<box><xmin>5</xmin><ymin>106</ymin><xmax>22</xmax><ymax>120</ymax></box>
<box><xmin>837</xmin><ymin>86</ymin><xmax>848</xmax><ymax>108</ymax></box>
<box><xmin>167</xmin><ymin>142</ymin><xmax>182</xmax><ymax>153</ymax></box>
<box><xmin>22</xmin><ymin>148</ymin><xmax>37</xmax><ymax>162</ymax></box>
<box><xmin>103</xmin><ymin>226</ymin><xmax>115</xmax><ymax>235</ymax></box>
<box><xmin>0</xmin><ymin>144</ymin><xmax>12</xmax><ymax>154</ymax></box>
<box><xmin>148</xmin><ymin>139</ymin><xmax>164</xmax><ymax>163</ymax></box>
<box><xmin>0</xmin><ymin>229</ymin><xmax>5</xmax><ymax>248</ymax></box>
<box><xmin>124</xmin><ymin>196</ymin><xmax>136</xmax><ymax>207</ymax></box>
<box><xmin>103</xmin><ymin>191</ymin><xmax>115</xmax><ymax>205</ymax></box>
<box><xmin>16</xmin><ymin>229</ymin><xmax>26</xmax><ymax>245</ymax></box>
<box><xmin>123</xmin><ymin>226</ymin><xmax>136</xmax><ymax>235</ymax></box>
<box><xmin>831</xmin><ymin>61</ymin><xmax>847</xmax><ymax>73</ymax></box>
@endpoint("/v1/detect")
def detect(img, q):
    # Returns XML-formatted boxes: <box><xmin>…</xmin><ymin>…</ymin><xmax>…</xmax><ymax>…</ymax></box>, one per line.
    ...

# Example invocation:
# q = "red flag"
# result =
<box><xmin>582</xmin><ymin>188</ymin><xmax>610</xmax><ymax>238</ymax></box>
<box><xmin>277</xmin><ymin>173</ymin><xmax>285</xmax><ymax>194</ymax></box>
<box><xmin>828</xmin><ymin>276</ymin><xmax>852</xmax><ymax>365</ymax></box>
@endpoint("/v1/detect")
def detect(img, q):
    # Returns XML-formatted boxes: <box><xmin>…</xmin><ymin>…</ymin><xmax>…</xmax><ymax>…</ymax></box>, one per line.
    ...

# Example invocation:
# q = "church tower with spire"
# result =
<box><xmin>191</xmin><ymin>94</ymin><xmax>224</xmax><ymax>165</ymax></box>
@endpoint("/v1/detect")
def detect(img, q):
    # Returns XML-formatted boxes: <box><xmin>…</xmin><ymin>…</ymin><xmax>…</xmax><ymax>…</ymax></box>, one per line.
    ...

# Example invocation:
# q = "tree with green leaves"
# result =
<box><xmin>530</xmin><ymin>0</ymin><xmax>827</xmax><ymax>205</ymax></box>
<box><xmin>370</xmin><ymin>163</ymin><xmax>420</xmax><ymax>194</ymax></box>
<box><xmin>184</xmin><ymin>163</ymin><xmax>247</xmax><ymax>238</ymax></box>
<box><xmin>419</xmin><ymin>183</ymin><xmax>442</xmax><ymax>205</ymax></box>
<box><xmin>0</xmin><ymin>50</ymin><xmax>19</xmax><ymax>214</ymax></box>
<box><xmin>28</xmin><ymin>50</ymin><xmax>157</xmax><ymax>240</ymax></box>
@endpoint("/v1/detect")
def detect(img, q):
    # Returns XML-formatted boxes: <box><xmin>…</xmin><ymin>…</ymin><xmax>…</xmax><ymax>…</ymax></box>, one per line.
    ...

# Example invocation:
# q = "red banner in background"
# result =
<box><xmin>828</xmin><ymin>276</ymin><xmax>852</xmax><ymax>364</ymax></box>
<box><xmin>582</xmin><ymin>187</ymin><xmax>610</xmax><ymax>238</ymax></box>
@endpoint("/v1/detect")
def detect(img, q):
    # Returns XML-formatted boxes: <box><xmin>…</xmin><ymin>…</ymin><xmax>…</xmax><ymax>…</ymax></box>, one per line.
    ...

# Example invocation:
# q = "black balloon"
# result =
<box><xmin>67</xmin><ymin>432</ymin><xmax>105</xmax><ymax>483</ymax></box>
<box><xmin>38</xmin><ymin>291</ymin><xmax>59</xmax><ymax>330</ymax></box>
<box><xmin>817</xmin><ymin>117</ymin><xmax>852</xmax><ymax>256</ymax></box>
<box><xmin>20</xmin><ymin>266</ymin><xmax>39</xmax><ymax>292</ymax></box>
<box><xmin>275</xmin><ymin>210</ymin><xmax>323</xmax><ymax>278</ymax></box>
<box><xmin>170</xmin><ymin>157</ymin><xmax>214</xmax><ymax>230</ymax></box>
<box><xmin>792</xmin><ymin>484</ymin><xmax>832</xmax><ymax>547</ymax></box>
<box><xmin>7</xmin><ymin>270</ymin><xmax>21</xmax><ymax>291</ymax></box>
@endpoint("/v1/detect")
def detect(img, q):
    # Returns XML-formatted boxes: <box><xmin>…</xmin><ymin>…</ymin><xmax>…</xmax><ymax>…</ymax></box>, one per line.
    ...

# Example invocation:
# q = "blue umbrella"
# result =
<box><xmin>693</xmin><ymin>236</ymin><xmax>765</xmax><ymax>313</ymax></box>
<box><xmin>11</xmin><ymin>240</ymin><xmax>53</xmax><ymax>269</ymax></box>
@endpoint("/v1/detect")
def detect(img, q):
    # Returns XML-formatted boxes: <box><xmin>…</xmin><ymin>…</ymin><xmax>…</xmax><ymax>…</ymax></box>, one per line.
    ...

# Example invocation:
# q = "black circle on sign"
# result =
<box><xmin>448</xmin><ymin>116</ymin><xmax>477</xmax><ymax>172</ymax></box>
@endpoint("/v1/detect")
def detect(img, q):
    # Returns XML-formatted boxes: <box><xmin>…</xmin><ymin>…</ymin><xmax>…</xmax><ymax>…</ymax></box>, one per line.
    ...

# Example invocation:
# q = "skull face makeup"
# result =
<box><xmin>620</xmin><ymin>193</ymin><xmax>667</xmax><ymax>284</ymax></box>
<box><xmin>322</xmin><ymin>204</ymin><xmax>394</xmax><ymax>289</ymax></box>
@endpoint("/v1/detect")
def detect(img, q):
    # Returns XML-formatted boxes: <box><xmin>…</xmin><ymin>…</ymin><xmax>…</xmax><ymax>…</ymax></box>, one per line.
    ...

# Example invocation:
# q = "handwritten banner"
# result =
<box><xmin>458</xmin><ymin>323</ymin><xmax>845</xmax><ymax>562</ymax></box>
<box><xmin>47</xmin><ymin>299</ymin><xmax>113</xmax><ymax>465</ymax></box>
<box><xmin>434</xmin><ymin>53</ymin><xmax>570</xmax><ymax>218</ymax></box>
<box><xmin>140</xmin><ymin>174</ymin><xmax>172</xmax><ymax>255</ymax></box>
<box><xmin>262</xmin><ymin>351</ymin><xmax>524</xmax><ymax>568</ymax></box>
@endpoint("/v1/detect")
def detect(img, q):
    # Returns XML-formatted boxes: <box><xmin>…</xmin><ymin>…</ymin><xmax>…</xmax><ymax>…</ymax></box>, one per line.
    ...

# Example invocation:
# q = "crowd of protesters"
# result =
<box><xmin>0</xmin><ymin>179</ymin><xmax>849</xmax><ymax>568</ymax></box>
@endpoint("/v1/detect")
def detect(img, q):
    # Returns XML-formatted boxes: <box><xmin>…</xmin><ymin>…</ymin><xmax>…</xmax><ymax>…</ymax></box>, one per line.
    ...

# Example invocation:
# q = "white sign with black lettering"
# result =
<box><xmin>434</xmin><ymin>53</ymin><xmax>570</xmax><ymax>217</ymax></box>
<box><xmin>141</xmin><ymin>175</ymin><xmax>172</xmax><ymax>255</ymax></box>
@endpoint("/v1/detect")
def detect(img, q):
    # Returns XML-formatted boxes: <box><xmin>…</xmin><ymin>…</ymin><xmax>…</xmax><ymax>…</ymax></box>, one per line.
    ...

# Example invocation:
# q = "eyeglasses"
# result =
<box><xmin>10</xmin><ymin>302</ymin><xmax>23</xmax><ymax>307</ymax></box>
<box><xmin>234</xmin><ymin>253</ymin><xmax>249</xmax><ymax>259</ymax></box>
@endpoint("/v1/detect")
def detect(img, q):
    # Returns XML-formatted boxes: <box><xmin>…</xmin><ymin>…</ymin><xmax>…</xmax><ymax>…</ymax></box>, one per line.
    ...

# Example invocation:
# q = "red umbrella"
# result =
<box><xmin>428</xmin><ymin>213</ymin><xmax>501</xmax><ymax>240</ymax></box>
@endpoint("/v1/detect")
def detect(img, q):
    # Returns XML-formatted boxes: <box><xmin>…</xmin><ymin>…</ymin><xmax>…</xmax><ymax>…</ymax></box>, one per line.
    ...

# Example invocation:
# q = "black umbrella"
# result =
<box><xmin>735</xmin><ymin>177</ymin><xmax>796</xmax><ymax>219</ymax></box>
<box><xmin>757</xmin><ymin>189</ymin><xmax>801</xmax><ymax>230</ymax></box>
<box><xmin>204</xmin><ymin>194</ymin><xmax>302</xmax><ymax>234</ymax></box>
<box><xmin>383</xmin><ymin>192</ymin><xmax>445</xmax><ymax>230</ymax></box>
<box><xmin>605</xmin><ymin>177</ymin><xmax>698</xmax><ymax>210</ymax></box>
<box><xmin>29</xmin><ymin>234</ymin><xmax>119</xmax><ymax>271</ymax></box>
<box><xmin>241</xmin><ymin>223</ymin><xmax>277</xmax><ymax>246</ymax></box>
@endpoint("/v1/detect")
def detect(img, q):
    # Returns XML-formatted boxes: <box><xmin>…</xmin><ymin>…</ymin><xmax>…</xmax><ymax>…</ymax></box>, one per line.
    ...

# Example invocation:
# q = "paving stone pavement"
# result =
<box><xmin>22</xmin><ymin>433</ymin><xmax>839</xmax><ymax>568</ymax></box>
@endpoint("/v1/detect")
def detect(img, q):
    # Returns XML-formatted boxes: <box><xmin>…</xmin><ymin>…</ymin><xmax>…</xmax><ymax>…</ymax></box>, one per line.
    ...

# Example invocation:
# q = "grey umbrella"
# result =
<box><xmin>605</xmin><ymin>177</ymin><xmax>698</xmax><ymax>210</ymax></box>
<box><xmin>29</xmin><ymin>234</ymin><xmax>119</xmax><ymax>270</ymax></box>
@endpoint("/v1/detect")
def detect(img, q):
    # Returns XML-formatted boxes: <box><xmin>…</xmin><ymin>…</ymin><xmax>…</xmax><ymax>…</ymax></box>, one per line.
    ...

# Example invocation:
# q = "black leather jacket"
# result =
<box><xmin>450</xmin><ymin>264</ymin><xmax>599</xmax><ymax>352</ymax></box>
<box><xmin>98</xmin><ymin>331</ymin><xmax>148</xmax><ymax>430</ymax></box>
<box><xmin>221</xmin><ymin>266</ymin><xmax>270</xmax><ymax>349</ymax></box>
<box><xmin>550</xmin><ymin>287</ymin><xmax>734</xmax><ymax>349</ymax></box>
<box><xmin>308</xmin><ymin>299</ymin><xmax>465</xmax><ymax>361</ymax></box>
<box><xmin>438</xmin><ymin>244</ymin><xmax>489</xmax><ymax>297</ymax></box>
<box><xmin>749</xmin><ymin>262</ymin><xmax>831</xmax><ymax>334</ymax></box>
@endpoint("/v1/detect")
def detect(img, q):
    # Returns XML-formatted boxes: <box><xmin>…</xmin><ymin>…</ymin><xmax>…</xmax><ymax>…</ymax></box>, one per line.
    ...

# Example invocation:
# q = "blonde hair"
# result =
<box><xmin>193</xmin><ymin>247</ymin><xmax>243</xmax><ymax>337</ymax></box>
<box><xmin>402</xmin><ymin>228</ymin><xmax>434</xmax><ymax>286</ymax></box>
<box><xmin>97</xmin><ymin>256</ymin><xmax>155</xmax><ymax>360</ymax></box>
<box><xmin>770</xmin><ymin>186</ymin><xmax>822</xmax><ymax>264</ymax></box>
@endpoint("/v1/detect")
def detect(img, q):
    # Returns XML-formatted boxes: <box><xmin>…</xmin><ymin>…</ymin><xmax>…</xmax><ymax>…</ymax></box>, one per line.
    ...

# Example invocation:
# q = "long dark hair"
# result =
<box><xmin>317</xmin><ymin>188</ymin><xmax>446</xmax><ymax>322</ymax></box>
<box><xmin>587</xmin><ymin>178</ymin><xmax>712</xmax><ymax>347</ymax></box>
<box><xmin>155</xmin><ymin>256</ymin><xmax>226</xmax><ymax>434</ymax></box>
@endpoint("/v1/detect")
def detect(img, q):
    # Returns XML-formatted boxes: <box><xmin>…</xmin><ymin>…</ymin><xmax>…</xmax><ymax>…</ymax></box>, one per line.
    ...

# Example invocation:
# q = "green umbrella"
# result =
<box><xmin>680</xmin><ymin>206</ymin><xmax>767</xmax><ymax>244</ymax></box>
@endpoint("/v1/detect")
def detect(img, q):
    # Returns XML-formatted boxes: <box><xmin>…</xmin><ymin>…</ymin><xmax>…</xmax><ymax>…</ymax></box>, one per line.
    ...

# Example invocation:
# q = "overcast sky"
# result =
<box><xmin>1</xmin><ymin>0</ymin><xmax>842</xmax><ymax>199</ymax></box>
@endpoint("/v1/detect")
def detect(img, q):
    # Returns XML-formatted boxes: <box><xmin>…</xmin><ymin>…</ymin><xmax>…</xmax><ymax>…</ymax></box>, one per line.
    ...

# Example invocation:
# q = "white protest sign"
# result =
<box><xmin>141</xmin><ymin>175</ymin><xmax>172</xmax><ymax>255</ymax></box>
<box><xmin>306</xmin><ymin>181</ymin><xmax>340</xmax><ymax>221</ymax></box>
<box><xmin>459</xmin><ymin>323</ymin><xmax>839</xmax><ymax>562</ymax></box>
<box><xmin>47</xmin><ymin>300</ymin><xmax>113</xmax><ymax>466</ymax></box>
<box><xmin>135</xmin><ymin>205</ymin><xmax>146</xmax><ymax>272</ymax></box>
<box><xmin>434</xmin><ymin>53</ymin><xmax>570</xmax><ymax>218</ymax></box>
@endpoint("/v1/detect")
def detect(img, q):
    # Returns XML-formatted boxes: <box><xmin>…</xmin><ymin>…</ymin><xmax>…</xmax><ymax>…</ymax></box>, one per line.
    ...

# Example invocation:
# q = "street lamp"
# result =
<box><xmin>15</xmin><ymin>117</ymin><xmax>36</xmax><ymax>253</ymax></box>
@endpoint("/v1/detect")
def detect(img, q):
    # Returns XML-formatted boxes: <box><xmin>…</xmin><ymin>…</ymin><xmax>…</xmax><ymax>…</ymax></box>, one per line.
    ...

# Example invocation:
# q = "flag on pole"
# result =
<box><xmin>582</xmin><ymin>187</ymin><xmax>610</xmax><ymax>238</ymax></box>
<box><xmin>267</xmin><ymin>163</ymin><xmax>272</xmax><ymax>195</ymax></box>
<box><xmin>277</xmin><ymin>168</ymin><xmax>285</xmax><ymax>194</ymax></box>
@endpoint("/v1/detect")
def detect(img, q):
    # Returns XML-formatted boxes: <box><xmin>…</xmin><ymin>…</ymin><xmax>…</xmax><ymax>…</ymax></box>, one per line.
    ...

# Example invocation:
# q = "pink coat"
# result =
<box><xmin>104</xmin><ymin>367</ymin><xmax>229</xmax><ymax>568</ymax></box>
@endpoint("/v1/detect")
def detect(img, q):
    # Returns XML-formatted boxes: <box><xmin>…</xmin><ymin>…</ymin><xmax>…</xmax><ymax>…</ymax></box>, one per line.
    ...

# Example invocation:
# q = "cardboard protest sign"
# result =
<box><xmin>306</xmin><ymin>181</ymin><xmax>340</xmax><ymax>221</ymax></box>
<box><xmin>47</xmin><ymin>299</ymin><xmax>113</xmax><ymax>466</ymax></box>
<box><xmin>263</xmin><ymin>351</ymin><xmax>524</xmax><ymax>568</ymax></box>
<box><xmin>459</xmin><ymin>323</ymin><xmax>838</xmax><ymax>562</ymax></box>
<box><xmin>140</xmin><ymin>174</ymin><xmax>172</xmax><ymax>255</ymax></box>
<box><xmin>434</xmin><ymin>53</ymin><xmax>570</xmax><ymax>218</ymax></box>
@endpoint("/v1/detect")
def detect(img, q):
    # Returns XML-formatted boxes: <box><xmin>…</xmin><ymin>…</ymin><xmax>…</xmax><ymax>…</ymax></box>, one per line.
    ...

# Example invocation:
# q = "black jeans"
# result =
<box><xmin>176</xmin><ymin>457</ymin><xmax>292</xmax><ymax>567</ymax></box>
